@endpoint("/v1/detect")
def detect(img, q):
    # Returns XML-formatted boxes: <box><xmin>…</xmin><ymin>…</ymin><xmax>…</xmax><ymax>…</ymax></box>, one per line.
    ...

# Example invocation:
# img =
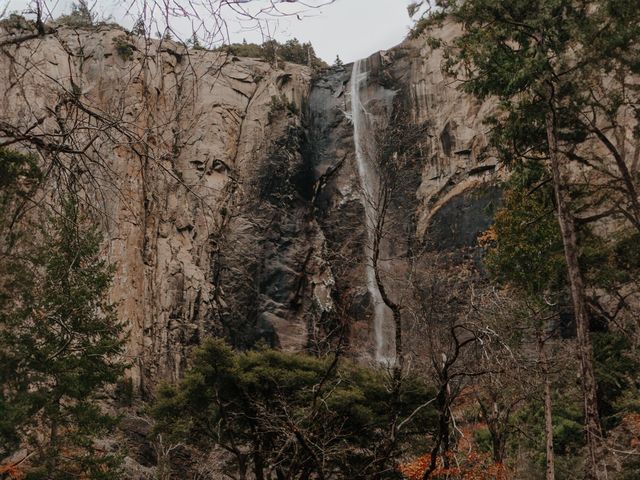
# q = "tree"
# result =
<box><xmin>189</xmin><ymin>34</ymin><xmax>204</xmax><ymax>50</ymax></box>
<box><xmin>0</xmin><ymin>148</ymin><xmax>42</xmax><ymax>254</ymax></box>
<box><xmin>56</xmin><ymin>0</ymin><xmax>95</xmax><ymax>28</ymax></box>
<box><xmin>0</xmin><ymin>148</ymin><xmax>42</xmax><ymax>460</ymax></box>
<box><xmin>131</xmin><ymin>16</ymin><xmax>146</xmax><ymax>36</ymax></box>
<box><xmin>436</xmin><ymin>1</ymin><xmax>640</xmax><ymax>477</ymax></box>
<box><xmin>162</xmin><ymin>29</ymin><xmax>173</xmax><ymax>41</ymax></box>
<box><xmin>469</xmin><ymin>286</ymin><xmax>574</xmax><ymax>480</ymax></box>
<box><xmin>479</xmin><ymin>155</ymin><xmax>640</xmax><ymax>477</ymax></box>
<box><xmin>403</xmin><ymin>255</ymin><xmax>495</xmax><ymax>480</ymax></box>
<box><xmin>220</xmin><ymin>38</ymin><xmax>327</xmax><ymax>69</ymax></box>
<box><xmin>0</xmin><ymin>192</ymin><xmax>126</xmax><ymax>478</ymax></box>
<box><xmin>278</xmin><ymin>38</ymin><xmax>327</xmax><ymax>70</ymax></box>
<box><xmin>152</xmin><ymin>338</ymin><xmax>437</xmax><ymax>479</ymax></box>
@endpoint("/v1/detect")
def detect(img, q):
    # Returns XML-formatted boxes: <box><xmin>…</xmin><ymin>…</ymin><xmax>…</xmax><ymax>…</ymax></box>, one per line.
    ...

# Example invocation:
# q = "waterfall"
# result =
<box><xmin>350</xmin><ymin>58</ymin><xmax>394</xmax><ymax>363</ymax></box>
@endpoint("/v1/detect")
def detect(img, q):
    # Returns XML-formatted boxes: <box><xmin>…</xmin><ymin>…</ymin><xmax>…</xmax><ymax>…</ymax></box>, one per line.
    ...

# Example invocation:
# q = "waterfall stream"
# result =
<box><xmin>350</xmin><ymin>58</ymin><xmax>394</xmax><ymax>363</ymax></box>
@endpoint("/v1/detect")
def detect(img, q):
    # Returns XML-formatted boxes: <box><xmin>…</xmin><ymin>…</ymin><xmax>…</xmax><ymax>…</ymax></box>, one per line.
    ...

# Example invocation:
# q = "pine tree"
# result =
<box><xmin>153</xmin><ymin>338</ymin><xmax>437</xmax><ymax>479</ymax></box>
<box><xmin>57</xmin><ymin>0</ymin><xmax>95</xmax><ymax>28</ymax></box>
<box><xmin>189</xmin><ymin>34</ymin><xmax>204</xmax><ymax>50</ymax></box>
<box><xmin>437</xmin><ymin>1</ymin><xmax>640</xmax><ymax>478</ymax></box>
<box><xmin>0</xmin><ymin>193</ymin><xmax>126</xmax><ymax>478</ymax></box>
<box><xmin>131</xmin><ymin>16</ymin><xmax>146</xmax><ymax>36</ymax></box>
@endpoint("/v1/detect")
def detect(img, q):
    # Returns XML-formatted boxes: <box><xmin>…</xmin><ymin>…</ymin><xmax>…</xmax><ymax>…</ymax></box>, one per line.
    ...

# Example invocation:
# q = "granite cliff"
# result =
<box><xmin>0</xmin><ymin>19</ymin><xmax>498</xmax><ymax>393</ymax></box>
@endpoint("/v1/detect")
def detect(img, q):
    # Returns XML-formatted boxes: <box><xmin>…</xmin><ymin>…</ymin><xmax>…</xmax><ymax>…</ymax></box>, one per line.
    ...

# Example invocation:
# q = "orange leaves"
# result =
<box><xmin>399</xmin><ymin>450</ymin><xmax>508</xmax><ymax>480</ymax></box>
<box><xmin>477</xmin><ymin>226</ymin><xmax>498</xmax><ymax>248</ymax></box>
<box><xmin>0</xmin><ymin>462</ymin><xmax>25</xmax><ymax>480</ymax></box>
<box><xmin>623</xmin><ymin>413</ymin><xmax>640</xmax><ymax>448</ymax></box>
<box><xmin>399</xmin><ymin>421</ymin><xmax>509</xmax><ymax>479</ymax></box>
<box><xmin>399</xmin><ymin>453</ymin><xmax>431</xmax><ymax>480</ymax></box>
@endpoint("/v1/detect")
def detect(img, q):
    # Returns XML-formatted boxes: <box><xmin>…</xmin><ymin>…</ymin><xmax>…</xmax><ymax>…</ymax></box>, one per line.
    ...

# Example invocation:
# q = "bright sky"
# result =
<box><xmin>231</xmin><ymin>0</ymin><xmax>416</xmax><ymax>63</ymax></box>
<box><xmin>2</xmin><ymin>0</ymin><xmax>417</xmax><ymax>63</ymax></box>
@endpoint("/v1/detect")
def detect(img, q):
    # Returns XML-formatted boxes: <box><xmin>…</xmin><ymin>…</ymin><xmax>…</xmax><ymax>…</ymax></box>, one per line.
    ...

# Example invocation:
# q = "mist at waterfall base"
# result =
<box><xmin>350</xmin><ymin>58</ymin><xmax>396</xmax><ymax>365</ymax></box>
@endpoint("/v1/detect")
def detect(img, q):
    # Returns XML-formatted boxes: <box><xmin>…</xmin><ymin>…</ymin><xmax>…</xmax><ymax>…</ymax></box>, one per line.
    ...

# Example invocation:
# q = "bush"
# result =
<box><xmin>152</xmin><ymin>338</ymin><xmax>437</xmax><ymax>478</ymax></box>
<box><xmin>218</xmin><ymin>38</ymin><xmax>327</xmax><ymax>70</ymax></box>
<box><xmin>56</xmin><ymin>0</ymin><xmax>95</xmax><ymax>28</ymax></box>
<box><xmin>113</xmin><ymin>35</ymin><xmax>135</xmax><ymax>61</ymax></box>
<box><xmin>0</xmin><ymin>13</ymin><xmax>36</xmax><ymax>32</ymax></box>
<box><xmin>0</xmin><ymin>196</ymin><xmax>127</xmax><ymax>477</ymax></box>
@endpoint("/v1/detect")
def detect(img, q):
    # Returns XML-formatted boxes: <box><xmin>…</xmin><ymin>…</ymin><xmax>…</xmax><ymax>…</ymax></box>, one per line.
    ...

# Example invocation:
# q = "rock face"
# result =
<box><xmin>305</xmin><ymin>20</ymin><xmax>499</xmax><ymax>357</ymax></box>
<box><xmin>0</xmin><ymin>25</ymin><xmax>320</xmax><ymax>392</ymax></box>
<box><xmin>0</xmin><ymin>19</ymin><xmax>499</xmax><ymax>391</ymax></box>
<box><xmin>390</xmin><ymin>22</ymin><xmax>501</xmax><ymax>243</ymax></box>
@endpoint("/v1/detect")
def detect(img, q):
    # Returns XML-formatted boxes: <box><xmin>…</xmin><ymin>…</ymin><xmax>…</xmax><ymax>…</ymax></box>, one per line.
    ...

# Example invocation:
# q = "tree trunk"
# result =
<box><xmin>490</xmin><ymin>419</ymin><xmax>505</xmax><ymax>464</ymax></box>
<box><xmin>253</xmin><ymin>449</ymin><xmax>265</xmax><ymax>480</ymax></box>
<box><xmin>423</xmin><ymin>366</ymin><xmax>451</xmax><ymax>480</ymax></box>
<box><xmin>545</xmin><ymin>108</ymin><xmax>603</xmax><ymax>480</ymax></box>
<box><xmin>539</xmin><ymin>337</ymin><xmax>556</xmax><ymax>480</ymax></box>
<box><xmin>237</xmin><ymin>454</ymin><xmax>248</xmax><ymax>480</ymax></box>
<box><xmin>46</xmin><ymin>417</ymin><xmax>59</xmax><ymax>478</ymax></box>
<box><xmin>372</xmin><ymin>186</ymin><xmax>405</xmax><ymax>476</ymax></box>
<box><xmin>373</xmin><ymin>185</ymin><xmax>404</xmax><ymax>378</ymax></box>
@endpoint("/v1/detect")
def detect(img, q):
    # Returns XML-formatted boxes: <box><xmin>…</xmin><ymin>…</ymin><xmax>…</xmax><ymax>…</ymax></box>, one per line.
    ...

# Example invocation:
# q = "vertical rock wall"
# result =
<box><xmin>1</xmin><ymin>19</ymin><xmax>501</xmax><ymax>388</ymax></box>
<box><xmin>0</xmin><ymin>26</ymin><xmax>322</xmax><ymax>392</ymax></box>
<box><xmin>304</xmin><ymin>20</ymin><xmax>499</xmax><ymax>357</ymax></box>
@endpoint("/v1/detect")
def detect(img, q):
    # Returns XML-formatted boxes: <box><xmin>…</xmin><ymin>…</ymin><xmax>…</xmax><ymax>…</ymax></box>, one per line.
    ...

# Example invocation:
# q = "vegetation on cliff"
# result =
<box><xmin>217</xmin><ymin>38</ymin><xmax>328</xmax><ymax>70</ymax></box>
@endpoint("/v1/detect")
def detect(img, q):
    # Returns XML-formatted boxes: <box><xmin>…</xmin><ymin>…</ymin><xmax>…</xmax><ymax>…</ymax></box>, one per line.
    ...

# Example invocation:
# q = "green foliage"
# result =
<box><xmin>551</xmin><ymin>405</ymin><xmax>584</xmax><ymax>456</ymax></box>
<box><xmin>511</xmin><ymin>395</ymin><xmax>585</xmax><ymax>478</ymax></box>
<box><xmin>131</xmin><ymin>17</ymin><xmax>145</xmax><ymax>36</ymax></box>
<box><xmin>582</xmin><ymin>230</ymin><xmax>640</xmax><ymax>300</ymax></box>
<box><xmin>56</xmin><ymin>0</ymin><xmax>95</xmax><ymax>28</ymax></box>
<box><xmin>0</xmin><ymin>196</ymin><xmax>126</xmax><ymax>477</ymax></box>
<box><xmin>189</xmin><ymin>34</ymin><xmax>205</xmax><ymax>50</ymax></box>
<box><xmin>278</xmin><ymin>38</ymin><xmax>326</xmax><ymax>69</ymax></box>
<box><xmin>113</xmin><ymin>35</ymin><xmax>135</xmax><ymax>61</ymax></box>
<box><xmin>0</xmin><ymin>148</ymin><xmax>42</xmax><ymax>262</ymax></box>
<box><xmin>483</xmin><ymin>163</ymin><xmax>565</xmax><ymax>295</ymax></box>
<box><xmin>440</xmin><ymin>0</ymin><xmax>640</xmax><ymax>159</ymax></box>
<box><xmin>437</xmin><ymin>1</ymin><xmax>640</xmax><ymax>476</ymax></box>
<box><xmin>0</xmin><ymin>148</ymin><xmax>40</xmax><ymax>190</ymax></box>
<box><xmin>408</xmin><ymin>11</ymin><xmax>447</xmax><ymax>39</ymax></box>
<box><xmin>0</xmin><ymin>13</ymin><xmax>36</xmax><ymax>31</ymax></box>
<box><xmin>268</xmin><ymin>94</ymin><xmax>298</xmax><ymax>121</ymax></box>
<box><xmin>153</xmin><ymin>338</ymin><xmax>436</xmax><ymax>478</ymax></box>
<box><xmin>221</xmin><ymin>38</ymin><xmax>264</xmax><ymax>58</ymax></box>
<box><xmin>0</xmin><ymin>148</ymin><xmax>40</xmax><ymax>210</ymax></box>
<box><xmin>614</xmin><ymin>232</ymin><xmax>640</xmax><ymax>272</ymax></box>
<box><xmin>473</xmin><ymin>427</ymin><xmax>493</xmax><ymax>453</ymax></box>
<box><xmin>219</xmin><ymin>38</ymin><xmax>328</xmax><ymax>70</ymax></box>
<box><xmin>255</xmin><ymin>124</ymin><xmax>306</xmax><ymax>206</ymax></box>
<box><xmin>114</xmin><ymin>378</ymin><xmax>134</xmax><ymax>407</ymax></box>
<box><xmin>592</xmin><ymin>332</ymin><xmax>640</xmax><ymax>428</ymax></box>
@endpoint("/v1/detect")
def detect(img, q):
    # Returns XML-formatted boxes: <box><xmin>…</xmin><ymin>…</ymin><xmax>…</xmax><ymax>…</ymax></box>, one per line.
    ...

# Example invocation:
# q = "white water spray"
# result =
<box><xmin>350</xmin><ymin>58</ymin><xmax>394</xmax><ymax>363</ymax></box>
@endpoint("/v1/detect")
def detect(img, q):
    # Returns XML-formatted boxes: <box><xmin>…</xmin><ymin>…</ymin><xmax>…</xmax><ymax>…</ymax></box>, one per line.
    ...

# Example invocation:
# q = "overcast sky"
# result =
<box><xmin>2</xmin><ymin>0</ymin><xmax>416</xmax><ymax>63</ymax></box>
<box><xmin>232</xmin><ymin>0</ymin><xmax>415</xmax><ymax>63</ymax></box>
